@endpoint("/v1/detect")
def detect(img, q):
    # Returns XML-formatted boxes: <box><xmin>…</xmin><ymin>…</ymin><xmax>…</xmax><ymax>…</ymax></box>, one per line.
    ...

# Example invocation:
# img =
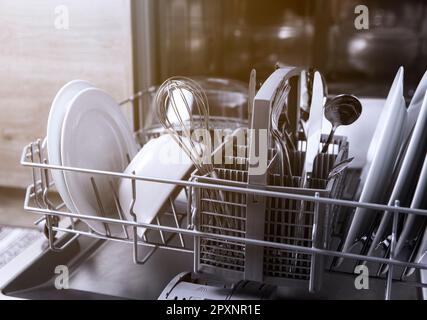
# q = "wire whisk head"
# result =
<box><xmin>154</xmin><ymin>76</ymin><xmax>213</xmax><ymax>173</ymax></box>
<box><xmin>155</xmin><ymin>76</ymin><xmax>209</xmax><ymax>131</ymax></box>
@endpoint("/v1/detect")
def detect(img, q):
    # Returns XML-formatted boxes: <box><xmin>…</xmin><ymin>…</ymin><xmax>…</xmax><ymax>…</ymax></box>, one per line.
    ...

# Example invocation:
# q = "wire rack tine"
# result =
<box><xmin>309</xmin><ymin>192</ymin><xmax>320</xmax><ymax>293</ymax></box>
<box><xmin>156</xmin><ymin>216</ymin><xmax>166</xmax><ymax>245</ymax></box>
<box><xmin>385</xmin><ymin>200</ymin><xmax>400</xmax><ymax>300</ymax></box>
<box><xmin>129</xmin><ymin>171</ymin><xmax>159</xmax><ymax>265</ymax></box>
<box><xmin>186</xmin><ymin>186</ymin><xmax>193</xmax><ymax>229</ymax></box>
<box><xmin>90</xmin><ymin>177</ymin><xmax>111</xmax><ymax>236</ymax></box>
<box><xmin>30</xmin><ymin>140</ymin><xmax>80</xmax><ymax>251</ymax></box>
<box><xmin>30</xmin><ymin>142</ymin><xmax>43</xmax><ymax>209</ymax></box>
<box><xmin>42</xmin><ymin>168</ymin><xmax>80</xmax><ymax>252</ymax></box>
<box><xmin>169</xmin><ymin>198</ymin><xmax>185</xmax><ymax>247</ymax></box>
<box><xmin>109</xmin><ymin>180</ymin><xmax>130</xmax><ymax>239</ymax></box>
<box><xmin>40</xmin><ymin>153</ymin><xmax>59</xmax><ymax>251</ymax></box>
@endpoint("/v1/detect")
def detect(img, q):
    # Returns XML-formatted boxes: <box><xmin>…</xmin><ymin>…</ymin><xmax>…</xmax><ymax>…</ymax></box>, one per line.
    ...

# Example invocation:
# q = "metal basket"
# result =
<box><xmin>192</xmin><ymin>134</ymin><xmax>348</xmax><ymax>290</ymax></box>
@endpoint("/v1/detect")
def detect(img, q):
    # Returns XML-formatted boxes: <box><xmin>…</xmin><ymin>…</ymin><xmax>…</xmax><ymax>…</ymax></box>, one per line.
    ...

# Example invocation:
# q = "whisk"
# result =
<box><xmin>155</xmin><ymin>76</ymin><xmax>233</xmax><ymax>233</ymax></box>
<box><xmin>155</xmin><ymin>77</ymin><xmax>212</xmax><ymax>173</ymax></box>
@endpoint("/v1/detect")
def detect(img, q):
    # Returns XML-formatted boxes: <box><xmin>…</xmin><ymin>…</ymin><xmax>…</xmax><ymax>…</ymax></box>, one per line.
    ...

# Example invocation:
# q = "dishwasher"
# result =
<box><xmin>1</xmin><ymin>0</ymin><xmax>427</xmax><ymax>300</ymax></box>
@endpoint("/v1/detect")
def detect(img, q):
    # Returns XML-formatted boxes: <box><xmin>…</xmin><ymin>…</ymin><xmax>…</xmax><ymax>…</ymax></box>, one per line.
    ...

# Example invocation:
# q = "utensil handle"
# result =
<box><xmin>321</xmin><ymin>126</ymin><xmax>336</xmax><ymax>153</ymax></box>
<box><xmin>248</xmin><ymin>69</ymin><xmax>256</xmax><ymax>127</ymax></box>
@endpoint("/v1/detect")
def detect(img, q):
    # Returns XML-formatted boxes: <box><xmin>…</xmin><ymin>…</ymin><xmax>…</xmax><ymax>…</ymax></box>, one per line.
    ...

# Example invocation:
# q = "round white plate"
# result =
<box><xmin>395</xmin><ymin>154</ymin><xmax>427</xmax><ymax>277</ymax></box>
<box><xmin>367</xmin><ymin>73</ymin><xmax>427</xmax><ymax>257</ymax></box>
<box><xmin>341</xmin><ymin>67</ymin><xmax>407</xmax><ymax>255</ymax></box>
<box><xmin>61</xmin><ymin>88</ymin><xmax>138</xmax><ymax>234</ymax></box>
<box><xmin>119</xmin><ymin>134</ymin><xmax>193</xmax><ymax>238</ymax></box>
<box><xmin>47</xmin><ymin>80</ymin><xmax>93</xmax><ymax>214</ymax></box>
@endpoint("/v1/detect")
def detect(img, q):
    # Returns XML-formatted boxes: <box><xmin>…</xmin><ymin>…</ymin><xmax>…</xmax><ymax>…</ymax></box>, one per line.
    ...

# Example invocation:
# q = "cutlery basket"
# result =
<box><xmin>191</xmin><ymin>134</ymin><xmax>349</xmax><ymax>291</ymax></box>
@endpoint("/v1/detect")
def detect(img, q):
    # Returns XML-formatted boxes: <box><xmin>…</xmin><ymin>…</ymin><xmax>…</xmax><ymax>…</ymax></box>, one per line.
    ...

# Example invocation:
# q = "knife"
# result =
<box><xmin>293</xmin><ymin>71</ymin><xmax>326</xmax><ymax>273</ymax></box>
<box><xmin>302</xmin><ymin>71</ymin><xmax>326</xmax><ymax>182</ymax></box>
<box><xmin>248</xmin><ymin>69</ymin><xmax>256</xmax><ymax>128</ymax></box>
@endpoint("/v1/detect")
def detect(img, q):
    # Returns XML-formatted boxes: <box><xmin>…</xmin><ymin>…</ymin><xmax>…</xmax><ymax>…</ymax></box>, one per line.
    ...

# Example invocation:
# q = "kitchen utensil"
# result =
<box><xmin>155</xmin><ymin>76</ymin><xmax>211</xmax><ymax>173</ymax></box>
<box><xmin>118</xmin><ymin>134</ymin><xmax>194</xmax><ymax>238</ymax></box>
<box><xmin>327</xmin><ymin>157</ymin><xmax>354</xmax><ymax>180</ymax></box>
<box><xmin>301</xmin><ymin>71</ymin><xmax>326</xmax><ymax>180</ymax></box>
<box><xmin>339</xmin><ymin>67</ymin><xmax>407</xmax><ymax>259</ymax></box>
<box><xmin>321</xmin><ymin>97</ymin><xmax>385</xmax><ymax>169</ymax></box>
<box><xmin>248</xmin><ymin>69</ymin><xmax>256</xmax><ymax>126</ymax></box>
<box><xmin>270</xmin><ymin>83</ymin><xmax>292</xmax><ymax>182</ymax></box>
<box><xmin>47</xmin><ymin>80</ymin><xmax>93</xmax><ymax>214</ymax></box>
<box><xmin>299</xmin><ymin>69</ymin><xmax>309</xmax><ymax>116</ymax></box>
<box><xmin>145</xmin><ymin>77</ymin><xmax>249</xmax><ymax>130</ymax></box>
<box><xmin>271</xmin><ymin>68</ymin><xmax>298</xmax><ymax>153</ymax></box>
<box><xmin>321</xmin><ymin>95</ymin><xmax>362</xmax><ymax>153</ymax></box>
<box><xmin>247</xmin><ymin>65</ymin><xmax>302</xmax><ymax>181</ymax></box>
<box><xmin>155</xmin><ymin>76</ymin><xmax>231</xmax><ymax>231</ymax></box>
<box><xmin>61</xmin><ymin>88</ymin><xmax>138</xmax><ymax>235</ymax></box>
<box><xmin>293</xmin><ymin>71</ymin><xmax>326</xmax><ymax>271</ymax></box>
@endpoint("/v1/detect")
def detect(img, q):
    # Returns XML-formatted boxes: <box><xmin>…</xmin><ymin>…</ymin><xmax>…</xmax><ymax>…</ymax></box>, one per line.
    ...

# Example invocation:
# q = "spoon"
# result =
<box><xmin>248</xmin><ymin>69</ymin><xmax>256</xmax><ymax>127</ymax></box>
<box><xmin>321</xmin><ymin>94</ymin><xmax>362</xmax><ymax>153</ymax></box>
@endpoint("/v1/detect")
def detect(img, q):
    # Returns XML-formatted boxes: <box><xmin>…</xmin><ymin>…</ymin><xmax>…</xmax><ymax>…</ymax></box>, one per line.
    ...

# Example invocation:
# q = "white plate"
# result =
<box><xmin>421</xmin><ymin>254</ymin><xmax>427</xmax><ymax>299</ymax></box>
<box><xmin>403</xmin><ymin>71</ymin><xmax>427</xmax><ymax>141</ymax></box>
<box><xmin>397</xmin><ymin>154</ymin><xmax>427</xmax><ymax>269</ymax></box>
<box><xmin>404</xmin><ymin>212</ymin><xmax>427</xmax><ymax>278</ymax></box>
<box><xmin>47</xmin><ymin>80</ymin><xmax>93</xmax><ymax>214</ymax></box>
<box><xmin>414</xmin><ymin>228</ymin><xmax>427</xmax><ymax>274</ymax></box>
<box><xmin>367</xmin><ymin>80</ymin><xmax>427</xmax><ymax>257</ymax></box>
<box><xmin>341</xmin><ymin>67</ymin><xmax>407</xmax><ymax>254</ymax></box>
<box><xmin>61</xmin><ymin>88</ymin><xmax>138</xmax><ymax>234</ymax></box>
<box><xmin>118</xmin><ymin>134</ymin><xmax>194</xmax><ymax>238</ymax></box>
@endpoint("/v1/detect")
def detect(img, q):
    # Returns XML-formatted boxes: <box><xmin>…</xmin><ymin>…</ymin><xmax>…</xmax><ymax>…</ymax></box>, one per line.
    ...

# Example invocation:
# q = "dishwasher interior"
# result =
<box><xmin>2</xmin><ymin>0</ymin><xmax>427</xmax><ymax>300</ymax></box>
<box><xmin>1</xmin><ymin>222</ymin><xmax>421</xmax><ymax>300</ymax></box>
<box><xmin>3</xmin><ymin>90</ymin><xmax>426</xmax><ymax>300</ymax></box>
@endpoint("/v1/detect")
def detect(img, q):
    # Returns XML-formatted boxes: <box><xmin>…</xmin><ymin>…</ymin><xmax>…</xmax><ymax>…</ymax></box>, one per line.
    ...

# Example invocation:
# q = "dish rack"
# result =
<box><xmin>20</xmin><ymin>91</ymin><xmax>427</xmax><ymax>300</ymax></box>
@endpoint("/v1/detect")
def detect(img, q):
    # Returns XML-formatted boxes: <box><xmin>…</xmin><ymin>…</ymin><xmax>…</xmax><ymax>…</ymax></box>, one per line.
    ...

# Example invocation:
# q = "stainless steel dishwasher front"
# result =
<box><xmin>1</xmin><ymin>221</ymin><xmax>193</xmax><ymax>300</ymax></box>
<box><xmin>0</xmin><ymin>226</ymin><xmax>422</xmax><ymax>300</ymax></box>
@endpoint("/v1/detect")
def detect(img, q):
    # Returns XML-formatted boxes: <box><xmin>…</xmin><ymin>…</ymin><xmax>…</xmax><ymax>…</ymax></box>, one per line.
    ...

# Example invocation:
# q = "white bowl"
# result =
<box><xmin>118</xmin><ymin>134</ymin><xmax>194</xmax><ymax>238</ymax></box>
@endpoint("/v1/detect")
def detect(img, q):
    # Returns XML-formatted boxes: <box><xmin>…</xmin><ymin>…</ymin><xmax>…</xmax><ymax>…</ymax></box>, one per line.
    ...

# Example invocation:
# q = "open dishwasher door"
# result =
<box><xmin>1</xmin><ymin>221</ymin><xmax>424</xmax><ymax>300</ymax></box>
<box><xmin>0</xmin><ymin>221</ymin><xmax>193</xmax><ymax>300</ymax></box>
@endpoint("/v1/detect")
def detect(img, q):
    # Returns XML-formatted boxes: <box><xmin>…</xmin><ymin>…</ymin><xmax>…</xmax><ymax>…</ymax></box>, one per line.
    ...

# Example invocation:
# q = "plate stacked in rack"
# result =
<box><xmin>47</xmin><ymin>81</ymin><xmax>138</xmax><ymax>235</ymax></box>
<box><xmin>339</xmin><ymin>67</ymin><xmax>427</xmax><ymax>274</ymax></box>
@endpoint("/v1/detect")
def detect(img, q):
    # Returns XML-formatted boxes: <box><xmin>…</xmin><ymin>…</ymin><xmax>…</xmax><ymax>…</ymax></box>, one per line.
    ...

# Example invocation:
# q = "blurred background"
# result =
<box><xmin>138</xmin><ymin>0</ymin><xmax>427</xmax><ymax>95</ymax></box>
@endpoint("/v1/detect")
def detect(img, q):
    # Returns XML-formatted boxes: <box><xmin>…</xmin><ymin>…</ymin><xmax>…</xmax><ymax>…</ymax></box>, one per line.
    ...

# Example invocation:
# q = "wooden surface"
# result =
<box><xmin>0</xmin><ymin>0</ymin><xmax>134</xmax><ymax>188</ymax></box>
<box><xmin>0</xmin><ymin>188</ymin><xmax>35</xmax><ymax>228</ymax></box>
